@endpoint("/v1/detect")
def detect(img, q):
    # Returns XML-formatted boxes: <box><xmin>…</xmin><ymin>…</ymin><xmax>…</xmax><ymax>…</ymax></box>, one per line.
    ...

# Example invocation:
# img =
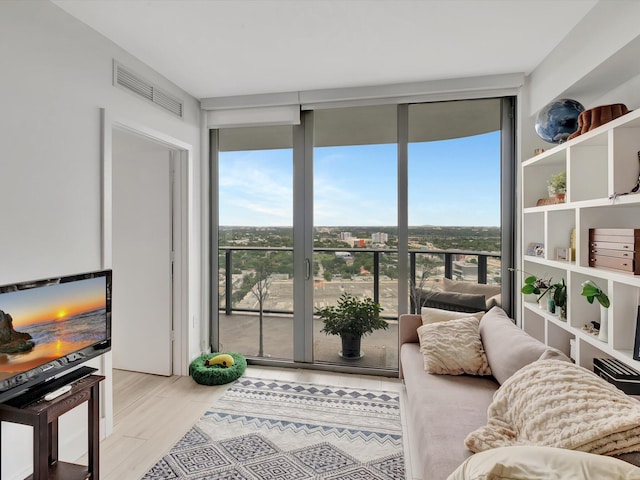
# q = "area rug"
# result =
<box><xmin>142</xmin><ymin>376</ymin><xmax>405</xmax><ymax>479</ymax></box>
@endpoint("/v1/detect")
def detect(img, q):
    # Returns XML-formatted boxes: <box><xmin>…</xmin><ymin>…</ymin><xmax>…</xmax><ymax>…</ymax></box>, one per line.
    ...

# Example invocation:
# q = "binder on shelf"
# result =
<box><xmin>593</xmin><ymin>358</ymin><xmax>640</xmax><ymax>395</ymax></box>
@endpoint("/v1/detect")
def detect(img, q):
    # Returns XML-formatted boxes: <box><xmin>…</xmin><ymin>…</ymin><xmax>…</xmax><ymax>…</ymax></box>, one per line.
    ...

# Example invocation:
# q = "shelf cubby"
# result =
<box><xmin>520</xmin><ymin>108</ymin><xmax>640</xmax><ymax>374</ymax></box>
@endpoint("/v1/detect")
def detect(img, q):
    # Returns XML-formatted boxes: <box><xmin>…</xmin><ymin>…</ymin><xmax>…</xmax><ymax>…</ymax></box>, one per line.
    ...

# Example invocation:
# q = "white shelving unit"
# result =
<box><xmin>520</xmin><ymin>108</ymin><xmax>640</xmax><ymax>371</ymax></box>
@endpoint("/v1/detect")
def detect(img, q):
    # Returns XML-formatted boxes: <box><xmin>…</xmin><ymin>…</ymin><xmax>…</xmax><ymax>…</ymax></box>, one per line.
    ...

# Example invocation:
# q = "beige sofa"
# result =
<box><xmin>399</xmin><ymin>306</ymin><xmax>571</xmax><ymax>479</ymax></box>
<box><xmin>400</xmin><ymin>306</ymin><xmax>640</xmax><ymax>479</ymax></box>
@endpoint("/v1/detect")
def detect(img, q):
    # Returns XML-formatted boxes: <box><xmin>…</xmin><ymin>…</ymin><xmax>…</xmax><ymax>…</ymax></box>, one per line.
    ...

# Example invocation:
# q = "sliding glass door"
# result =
<box><xmin>217</xmin><ymin>126</ymin><xmax>295</xmax><ymax>361</ymax></box>
<box><xmin>312</xmin><ymin>105</ymin><xmax>398</xmax><ymax>368</ymax></box>
<box><xmin>212</xmin><ymin>97</ymin><xmax>514</xmax><ymax>373</ymax></box>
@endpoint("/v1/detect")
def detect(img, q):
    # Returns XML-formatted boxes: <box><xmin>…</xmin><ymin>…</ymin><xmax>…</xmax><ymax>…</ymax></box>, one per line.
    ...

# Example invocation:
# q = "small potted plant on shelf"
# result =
<box><xmin>510</xmin><ymin>268</ymin><xmax>553</xmax><ymax>311</ymax></box>
<box><xmin>317</xmin><ymin>292</ymin><xmax>388</xmax><ymax>359</ymax></box>
<box><xmin>581</xmin><ymin>280</ymin><xmax>610</xmax><ymax>342</ymax></box>
<box><xmin>547</xmin><ymin>171</ymin><xmax>566</xmax><ymax>201</ymax></box>
<box><xmin>551</xmin><ymin>279</ymin><xmax>568</xmax><ymax>320</ymax></box>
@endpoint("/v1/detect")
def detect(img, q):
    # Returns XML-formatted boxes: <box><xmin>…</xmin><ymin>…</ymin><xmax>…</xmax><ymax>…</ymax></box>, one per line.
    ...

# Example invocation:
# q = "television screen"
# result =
<box><xmin>0</xmin><ymin>270</ymin><xmax>111</xmax><ymax>404</ymax></box>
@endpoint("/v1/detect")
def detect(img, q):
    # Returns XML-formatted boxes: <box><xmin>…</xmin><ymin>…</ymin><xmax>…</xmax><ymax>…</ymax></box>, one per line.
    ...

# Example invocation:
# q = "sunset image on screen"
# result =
<box><xmin>0</xmin><ymin>276</ymin><xmax>107</xmax><ymax>380</ymax></box>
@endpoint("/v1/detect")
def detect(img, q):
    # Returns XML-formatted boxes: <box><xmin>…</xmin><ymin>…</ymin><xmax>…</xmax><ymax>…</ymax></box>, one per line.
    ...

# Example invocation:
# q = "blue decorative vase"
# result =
<box><xmin>535</xmin><ymin>99</ymin><xmax>585</xmax><ymax>144</ymax></box>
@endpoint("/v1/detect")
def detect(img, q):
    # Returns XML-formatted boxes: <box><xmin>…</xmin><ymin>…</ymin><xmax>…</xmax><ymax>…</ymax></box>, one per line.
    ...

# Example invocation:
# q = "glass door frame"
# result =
<box><xmin>209</xmin><ymin>97</ymin><xmax>516</xmax><ymax>374</ymax></box>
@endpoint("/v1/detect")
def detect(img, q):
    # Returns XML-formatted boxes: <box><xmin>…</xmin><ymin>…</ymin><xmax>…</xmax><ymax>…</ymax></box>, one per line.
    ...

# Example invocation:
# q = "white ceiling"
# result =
<box><xmin>52</xmin><ymin>0</ymin><xmax>598</xmax><ymax>101</ymax></box>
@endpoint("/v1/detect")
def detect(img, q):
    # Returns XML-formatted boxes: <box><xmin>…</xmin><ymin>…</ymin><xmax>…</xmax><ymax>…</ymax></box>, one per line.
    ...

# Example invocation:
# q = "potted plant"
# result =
<box><xmin>581</xmin><ymin>280</ymin><xmax>610</xmax><ymax>341</ymax></box>
<box><xmin>317</xmin><ymin>292</ymin><xmax>388</xmax><ymax>359</ymax></box>
<box><xmin>551</xmin><ymin>279</ymin><xmax>567</xmax><ymax>320</ymax></box>
<box><xmin>509</xmin><ymin>268</ymin><xmax>554</xmax><ymax>310</ymax></box>
<box><xmin>547</xmin><ymin>171</ymin><xmax>566</xmax><ymax>201</ymax></box>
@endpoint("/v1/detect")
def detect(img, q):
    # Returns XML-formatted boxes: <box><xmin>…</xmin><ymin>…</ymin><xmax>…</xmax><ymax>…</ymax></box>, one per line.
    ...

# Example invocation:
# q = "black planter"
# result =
<box><xmin>339</xmin><ymin>333</ymin><xmax>364</xmax><ymax>359</ymax></box>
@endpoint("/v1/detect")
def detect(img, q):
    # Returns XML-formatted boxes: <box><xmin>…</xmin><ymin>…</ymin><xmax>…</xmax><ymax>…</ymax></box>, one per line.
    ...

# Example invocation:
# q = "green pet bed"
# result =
<box><xmin>189</xmin><ymin>352</ymin><xmax>247</xmax><ymax>386</ymax></box>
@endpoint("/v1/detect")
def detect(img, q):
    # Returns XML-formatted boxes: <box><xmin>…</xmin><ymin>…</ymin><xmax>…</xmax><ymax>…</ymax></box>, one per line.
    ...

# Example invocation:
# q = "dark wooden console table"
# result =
<box><xmin>0</xmin><ymin>374</ymin><xmax>104</xmax><ymax>480</ymax></box>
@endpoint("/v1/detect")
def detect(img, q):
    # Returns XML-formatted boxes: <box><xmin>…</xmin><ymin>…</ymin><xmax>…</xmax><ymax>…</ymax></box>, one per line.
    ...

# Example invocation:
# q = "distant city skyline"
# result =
<box><xmin>219</xmin><ymin>131</ymin><xmax>500</xmax><ymax>227</ymax></box>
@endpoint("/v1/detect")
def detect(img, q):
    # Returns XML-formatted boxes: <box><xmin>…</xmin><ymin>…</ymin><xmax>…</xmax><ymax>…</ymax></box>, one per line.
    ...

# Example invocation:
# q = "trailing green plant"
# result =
<box><xmin>581</xmin><ymin>280</ymin><xmax>610</xmax><ymax>308</ymax></box>
<box><xmin>547</xmin><ymin>171</ymin><xmax>566</xmax><ymax>194</ymax></box>
<box><xmin>317</xmin><ymin>292</ymin><xmax>387</xmax><ymax>338</ymax></box>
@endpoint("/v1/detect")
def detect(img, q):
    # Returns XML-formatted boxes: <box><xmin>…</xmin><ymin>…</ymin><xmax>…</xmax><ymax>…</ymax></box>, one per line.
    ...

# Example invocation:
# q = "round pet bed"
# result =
<box><xmin>189</xmin><ymin>352</ymin><xmax>247</xmax><ymax>385</ymax></box>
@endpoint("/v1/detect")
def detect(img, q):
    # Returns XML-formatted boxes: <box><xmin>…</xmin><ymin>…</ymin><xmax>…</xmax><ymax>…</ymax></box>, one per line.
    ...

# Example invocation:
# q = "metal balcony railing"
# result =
<box><xmin>219</xmin><ymin>246</ymin><xmax>501</xmax><ymax>317</ymax></box>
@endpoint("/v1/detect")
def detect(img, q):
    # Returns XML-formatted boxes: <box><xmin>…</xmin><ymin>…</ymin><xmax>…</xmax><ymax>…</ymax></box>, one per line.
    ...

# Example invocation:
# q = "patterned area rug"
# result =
<box><xmin>142</xmin><ymin>376</ymin><xmax>404</xmax><ymax>479</ymax></box>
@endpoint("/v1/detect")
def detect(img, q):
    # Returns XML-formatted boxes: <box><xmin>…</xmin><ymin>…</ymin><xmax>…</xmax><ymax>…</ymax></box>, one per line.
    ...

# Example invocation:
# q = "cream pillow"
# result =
<box><xmin>442</xmin><ymin>277</ymin><xmax>501</xmax><ymax>297</ymax></box>
<box><xmin>417</xmin><ymin>317</ymin><xmax>491</xmax><ymax>376</ymax></box>
<box><xmin>447</xmin><ymin>445</ymin><xmax>640</xmax><ymax>480</ymax></box>
<box><xmin>421</xmin><ymin>306</ymin><xmax>484</xmax><ymax>325</ymax></box>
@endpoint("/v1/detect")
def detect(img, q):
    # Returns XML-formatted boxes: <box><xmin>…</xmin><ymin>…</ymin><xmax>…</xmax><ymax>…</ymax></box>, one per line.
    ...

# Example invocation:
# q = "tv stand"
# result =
<box><xmin>0</xmin><ymin>374</ymin><xmax>104</xmax><ymax>480</ymax></box>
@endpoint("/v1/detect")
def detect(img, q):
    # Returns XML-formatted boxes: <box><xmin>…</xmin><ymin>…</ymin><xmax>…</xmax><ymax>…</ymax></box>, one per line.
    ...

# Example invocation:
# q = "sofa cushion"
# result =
<box><xmin>447</xmin><ymin>445</ymin><xmax>640</xmax><ymax>480</ymax></box>
<box><xmin>479</xmin><ymin>306</ymin><xmax>570</xmax><ymax>384</ymax></box>
<box><xmin>421</xmin><ymin>306</ymin><xmax>484</xmax><ymax>325</ymax></box>
<box><xmin>485</xmin><ymin>293</ymin><xmax>502</xmax><ymax>310</ymax></box>
<box><xmin>417</xmin><ymin>317</ymin><xmax>491</xmax><ymax>376</ymax></box>
<box><xmin>400</xmin><ymin>342</ymin><xmax>498</xmax><ymax>479</ymax></box>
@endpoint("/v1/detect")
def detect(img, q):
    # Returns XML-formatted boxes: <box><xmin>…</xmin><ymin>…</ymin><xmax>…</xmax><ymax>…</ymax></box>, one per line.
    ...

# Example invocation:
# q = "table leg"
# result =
<box><xmin>34</xmin><ymin>414</ymin><xmax>49</xmax><ymax>479</ymax></box>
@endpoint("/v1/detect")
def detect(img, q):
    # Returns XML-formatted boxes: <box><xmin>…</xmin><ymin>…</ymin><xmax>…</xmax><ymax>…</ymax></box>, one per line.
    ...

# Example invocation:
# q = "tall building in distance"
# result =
<box><xmin>340</xmin><ymin>232</ymin><xmax>352</xmax><ymax>241</ymax></box>
<box><xmin>371</xmin><ymin>232</ymin><xmax>388</xmax><ymax>244</ymax></box>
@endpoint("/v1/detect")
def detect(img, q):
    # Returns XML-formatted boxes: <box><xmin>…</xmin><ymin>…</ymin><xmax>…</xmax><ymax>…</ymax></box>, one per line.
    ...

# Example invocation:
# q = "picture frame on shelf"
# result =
<box><xmin>556</xmin><ymin>247</ymin><xmax>570</xmax><ymax>262</ymax></box>
<box><xmin>527</xmin><ymin>242</ymin><xmax>544</xmax><ymax>257</ymax></box>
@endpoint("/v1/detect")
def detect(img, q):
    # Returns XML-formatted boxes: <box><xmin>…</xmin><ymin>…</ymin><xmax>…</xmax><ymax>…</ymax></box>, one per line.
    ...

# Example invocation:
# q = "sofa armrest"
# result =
<box><xmin>398</xmin><ymin>314</ymin><xmax>421</xmax><ymax>379</ymax></box>
<box><xmin>399</xmin><ymin>314</ymin><xmax>422</xmax><ymax>345</ymax></box>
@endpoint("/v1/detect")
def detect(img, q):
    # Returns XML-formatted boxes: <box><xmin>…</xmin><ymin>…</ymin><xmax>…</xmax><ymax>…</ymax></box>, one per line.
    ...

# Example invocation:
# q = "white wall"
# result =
<box><xmin>0</xmin><ymin>2</ymin><xmax>202</xmax><ymax>478</ymax></box>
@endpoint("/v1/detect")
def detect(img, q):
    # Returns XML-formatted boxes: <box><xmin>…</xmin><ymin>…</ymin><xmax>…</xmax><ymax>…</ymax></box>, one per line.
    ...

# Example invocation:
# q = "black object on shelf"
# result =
<box><xmin>593</xmin><ymin>358</ymin><xmax>640</xmax><ymax>395</ymax></box>
<box><xmin>634</xmin><ymin>306</ymin><xmax>640</xmax><ymax>361</ymax></box>
<box><xmin>3</xmin><ymin>365</ymin><xmax>97</xmax><ymax>409</ymax></box>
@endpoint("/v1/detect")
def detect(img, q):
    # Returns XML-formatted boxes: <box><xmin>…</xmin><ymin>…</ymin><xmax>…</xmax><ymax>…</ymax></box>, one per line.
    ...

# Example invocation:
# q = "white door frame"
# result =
<box><xmin>100</xmin><ymin>108</ymin><xmax>193</xmax><ymax>433</ymax></box>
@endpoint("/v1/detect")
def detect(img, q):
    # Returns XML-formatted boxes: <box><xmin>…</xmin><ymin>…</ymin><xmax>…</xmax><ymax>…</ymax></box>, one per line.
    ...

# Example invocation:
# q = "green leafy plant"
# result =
<box><xmin>547</xmin><ymin>171</ymin><xmax>566</xmax><ymax>194</ymax></box>
<box><xmin>552</xmin><ymin>278</ymin><xmax>567</xmax><ymax>308</ymax></box>
<box><xmin>581</xmin><ymin>280</ymin><xmax>610</xmax><ymax>308</ymax></box>
<box><xmin>317</xmin><ymin>292</ymin><xmax>388</xmax><ymax>337</ymax></box>
<box><xmin>512</xmin><ymin>269</ymin><xmax>552</xmax><ymax>301</ymax></box>
<box><xmin>510</xmin><ymin>268</ymin><xmax>565</xmax><ymax>304</ymax></box>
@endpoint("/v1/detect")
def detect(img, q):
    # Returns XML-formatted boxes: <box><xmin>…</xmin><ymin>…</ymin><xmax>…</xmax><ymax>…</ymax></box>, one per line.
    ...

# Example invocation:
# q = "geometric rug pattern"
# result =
<box><xmin>142</xmin><ymin>377</ymin><xmax>404</xmax><ymax>479</ymax></box>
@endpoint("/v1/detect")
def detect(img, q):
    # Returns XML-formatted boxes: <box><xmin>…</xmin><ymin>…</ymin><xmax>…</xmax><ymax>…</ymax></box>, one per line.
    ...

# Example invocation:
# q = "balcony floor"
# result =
<box><xmin>219</xmin><ymin>312</ymin><xmax>399</xmax><ymax>370</ymax></box>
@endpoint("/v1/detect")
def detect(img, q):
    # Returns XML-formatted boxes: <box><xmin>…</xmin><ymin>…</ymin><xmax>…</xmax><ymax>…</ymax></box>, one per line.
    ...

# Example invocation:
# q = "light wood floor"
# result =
<box><xmin>86</xmin><ymin>366</ymin><xmax>416</xmax><ymax>480</ymax></box>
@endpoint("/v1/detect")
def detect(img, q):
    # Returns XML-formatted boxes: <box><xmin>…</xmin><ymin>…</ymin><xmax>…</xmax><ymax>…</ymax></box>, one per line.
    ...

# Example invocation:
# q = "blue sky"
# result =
<box><xmin>219</xmin><ymin>131</ymin><xmax>500</xmax><ymax>227</ymax></box>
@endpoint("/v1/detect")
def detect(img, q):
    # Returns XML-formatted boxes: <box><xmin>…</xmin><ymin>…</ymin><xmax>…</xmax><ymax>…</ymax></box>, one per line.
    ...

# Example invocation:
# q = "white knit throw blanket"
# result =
<box><xmin>465</xmin><ymin>359</ymin><xmax>640</xmax><ymax>456</ymax></box>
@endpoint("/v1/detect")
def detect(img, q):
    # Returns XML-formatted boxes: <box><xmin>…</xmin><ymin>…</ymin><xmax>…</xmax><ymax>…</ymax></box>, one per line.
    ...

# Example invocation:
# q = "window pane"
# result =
<box><xmin>218</xmin><ymin>125</ymin><xmax>294</xmax><ymax>360</ymax></box>
<box><xmin>313</xmin><ymin>105</ymin><xmax>398</xmax><ymax>369</ymax></box>
<box><xmin>408</xmin><ymin>100</ymin><xmax>502</xmax><ymax>313</ymax></box>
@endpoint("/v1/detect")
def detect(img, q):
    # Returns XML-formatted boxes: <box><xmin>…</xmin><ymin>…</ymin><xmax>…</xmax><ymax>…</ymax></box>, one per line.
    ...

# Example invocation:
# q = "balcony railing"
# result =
<box><xmin>219</xmin><ymin>246</ymin><xmax>501</xmax><ymax>317</ymax></box>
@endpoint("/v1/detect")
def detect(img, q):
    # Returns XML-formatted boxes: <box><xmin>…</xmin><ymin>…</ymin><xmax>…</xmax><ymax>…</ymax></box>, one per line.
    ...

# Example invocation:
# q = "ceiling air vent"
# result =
<box><xmin>113</xmin><ymin>61</ymin><xmax>183</xmax><ymax>118</ymax></box>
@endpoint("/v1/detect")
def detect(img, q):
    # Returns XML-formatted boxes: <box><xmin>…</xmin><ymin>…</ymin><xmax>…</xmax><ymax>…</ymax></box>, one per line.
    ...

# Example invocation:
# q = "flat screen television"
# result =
<box><xmin>0</xmin><ymin>269</ymin><xmax>111</xmax><ymax>405</ymax></box>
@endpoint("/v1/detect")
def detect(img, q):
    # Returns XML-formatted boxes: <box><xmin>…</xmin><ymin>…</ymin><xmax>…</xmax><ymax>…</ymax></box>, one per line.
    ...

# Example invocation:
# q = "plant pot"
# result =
<box><xmin>598</xmin><ymin>306</ymin><xmax>609</xmax><ymax>343</ymax></box>
<box><xmin>559</xmin><ymin>304</ymin><xmax>567</xmax><ymax>322</ymax></box>
<box><xmin>339</xmin><ymin>333</ymin><xmax>363</xmax><ymax>359</ymax></box>
<box><xmin>547</xmin><ymin>296</ymin><xmax>556</xmax><ymax>314</ymax></box>
<box><xmin>554</xmin><ymin>192</ymin><xmax>566</xmax><ymax>202</ymax></box>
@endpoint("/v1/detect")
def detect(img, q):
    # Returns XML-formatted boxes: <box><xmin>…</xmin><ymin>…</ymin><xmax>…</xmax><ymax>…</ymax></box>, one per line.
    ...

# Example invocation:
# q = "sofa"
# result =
<box><xmin>399</xmin><ymin>306</ymin><xmax>640</xmax><ymax>479</ymax></box>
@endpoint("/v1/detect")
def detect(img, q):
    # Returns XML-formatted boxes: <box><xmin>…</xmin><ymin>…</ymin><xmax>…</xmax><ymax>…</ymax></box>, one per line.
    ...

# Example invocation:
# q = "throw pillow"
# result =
<box><xmin>417</xmin><ymin>316</ymin><xmax>491</xmax><ymax>376</ymax></box>
<box><xmin>442</xmin><ymin>277</ymin><xmax>501</xmax><ymax>297</ymax></box>
<box><xmin>421</xmin><ymin>306</ymin><xmax>484</xmax><ymax>325</ymax></box>
<box><xmin>479</xmin><ymin>306</ymin><xmax>570</xmax><ymax>384</ymax></box>
<box><xmin>447</xmin><ymin>445</ymin><xmax>640</xmax><ymax>480</ymax></box>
